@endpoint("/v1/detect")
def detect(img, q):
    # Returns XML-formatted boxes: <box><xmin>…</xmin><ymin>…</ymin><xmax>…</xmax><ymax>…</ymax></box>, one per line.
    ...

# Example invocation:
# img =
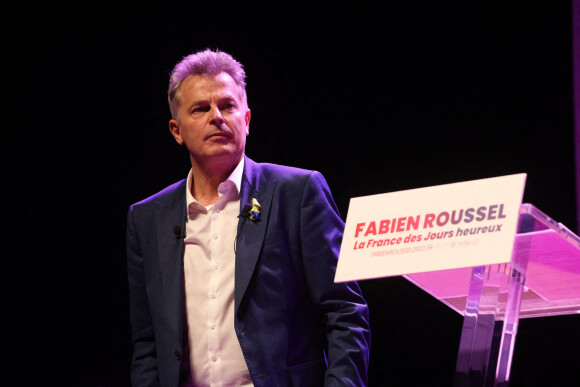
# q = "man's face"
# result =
<box><xmin>169</xmin><ymin>72</ymin><xmax>251</xmax><ymax>169</ymax></box>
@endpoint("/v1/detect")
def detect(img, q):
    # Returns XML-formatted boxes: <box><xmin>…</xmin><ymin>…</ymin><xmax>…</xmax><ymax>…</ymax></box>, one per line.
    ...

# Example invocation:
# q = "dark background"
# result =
<box><xmin>8</xmin><ymin>2</ymin><xmax>579</xmax><ymax>386</ymax></box>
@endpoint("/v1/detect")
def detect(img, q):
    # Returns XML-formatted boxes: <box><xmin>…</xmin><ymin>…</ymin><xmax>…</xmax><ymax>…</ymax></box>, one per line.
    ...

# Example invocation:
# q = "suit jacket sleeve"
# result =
<box><xmin>126</xmin><ymin>206</ymin><xmax>161</xmax><ymax>386</ymax></box>
<box><xmin>300</xmin><ymin>171</ymin><xmax>371</xmax><ymax>386</ymax></box>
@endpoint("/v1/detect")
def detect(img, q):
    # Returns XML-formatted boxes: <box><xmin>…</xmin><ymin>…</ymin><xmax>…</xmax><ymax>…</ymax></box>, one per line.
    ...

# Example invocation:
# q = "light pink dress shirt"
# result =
<box><xmin>182</xmin><ymin>158</ymin><xmax>254</xmax><ymax>387</ymax></box>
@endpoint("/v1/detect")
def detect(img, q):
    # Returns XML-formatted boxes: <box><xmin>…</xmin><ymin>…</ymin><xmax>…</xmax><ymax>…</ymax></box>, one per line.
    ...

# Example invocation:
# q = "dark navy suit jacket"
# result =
<box><xmin>126</xmin><ymin>156</ymin><xmax>371</xmax><ymax>386</ymax></box>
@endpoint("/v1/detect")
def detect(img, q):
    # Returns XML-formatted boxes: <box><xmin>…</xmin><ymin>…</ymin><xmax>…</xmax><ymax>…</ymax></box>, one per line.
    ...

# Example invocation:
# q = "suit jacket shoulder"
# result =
<box><xmin>246</xmin><ymin>158</ymin><xmax>341</xmax><ymax>216</ymax></box>
<box><xmin>130</xmin><ymin>179</ymin><xmax>187</xmax><ymax>212</ymax></box>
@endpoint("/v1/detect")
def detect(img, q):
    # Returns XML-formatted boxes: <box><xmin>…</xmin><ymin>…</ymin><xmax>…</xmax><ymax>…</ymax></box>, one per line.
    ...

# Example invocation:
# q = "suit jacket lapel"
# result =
<box><xmin>154</xmin><ymin>179</ymin><xmax>187</xmax><ymax>343</ymax></box>
<box><xmin>235</xmin><ymin>157</ymin><xmax>276</xmax><ymax>314</ymax></box>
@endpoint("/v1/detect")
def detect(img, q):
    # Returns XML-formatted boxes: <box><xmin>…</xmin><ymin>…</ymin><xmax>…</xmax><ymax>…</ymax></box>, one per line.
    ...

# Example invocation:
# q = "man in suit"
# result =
<box><xmin>126</xmin><ymin>49</ymin><xmax>370</xmax><ymax>386</ymax></box>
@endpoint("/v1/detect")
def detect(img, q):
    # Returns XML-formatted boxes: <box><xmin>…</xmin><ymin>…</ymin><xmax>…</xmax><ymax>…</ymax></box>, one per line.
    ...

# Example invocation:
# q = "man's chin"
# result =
<box><xmin>196</xmin><ymin>148</ymin><xmax>243</xmax><ymax>165</ymax></box>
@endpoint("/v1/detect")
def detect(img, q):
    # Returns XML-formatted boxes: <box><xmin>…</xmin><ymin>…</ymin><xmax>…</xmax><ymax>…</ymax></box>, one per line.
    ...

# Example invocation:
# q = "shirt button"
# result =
<box><xmin>211</xmin><ymin>355</ymin><xmax>217</xmax><ymax>362</ymax></box>
<box><xmin>212</xmin><ymin>263</ymin><xmax>219</xmax><ymax>270</ymax></box>
<box><xmin>211</xmin><ymin>292</ymin><xmax>217</xmax><ymax>299</ymax></box>
<box><xmin>212</xmin><ymin>234</ymin><xmax>218</xmax><ymax>240</ymax></box>
<box><xmin>210</xmin><ymin>323</ymin><xmax>216</xmax><ymax>330</ymax></box>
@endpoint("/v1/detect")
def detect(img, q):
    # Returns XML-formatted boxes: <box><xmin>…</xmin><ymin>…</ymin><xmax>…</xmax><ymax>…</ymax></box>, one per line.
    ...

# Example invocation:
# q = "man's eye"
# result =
<box><xmin>192</xmin><ymin>106</ymin><xmax>209</xmax><ymax>113</ymax></box>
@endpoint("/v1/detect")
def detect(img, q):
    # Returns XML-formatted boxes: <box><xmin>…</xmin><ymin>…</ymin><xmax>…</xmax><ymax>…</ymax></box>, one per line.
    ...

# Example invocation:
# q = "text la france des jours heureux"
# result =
<box><xmin>352</xmin><ymin>203</ymin><xmax>507</xmax><ymax>250</ymax></box>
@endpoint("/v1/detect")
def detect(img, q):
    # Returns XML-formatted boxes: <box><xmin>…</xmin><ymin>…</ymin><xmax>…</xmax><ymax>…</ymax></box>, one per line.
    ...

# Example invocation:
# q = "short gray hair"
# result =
<box><xmin>168</xmin><ymin>49</ymin><xmax>247</xmax><ymax>119</ymax></box>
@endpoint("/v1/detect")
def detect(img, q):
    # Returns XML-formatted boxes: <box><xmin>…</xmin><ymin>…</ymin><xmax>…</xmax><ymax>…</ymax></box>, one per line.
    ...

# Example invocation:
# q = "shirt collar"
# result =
<box><xmin>186</xmin><ymin>156</ymin><xmax>245</xmax><ymax>216</ymax></box>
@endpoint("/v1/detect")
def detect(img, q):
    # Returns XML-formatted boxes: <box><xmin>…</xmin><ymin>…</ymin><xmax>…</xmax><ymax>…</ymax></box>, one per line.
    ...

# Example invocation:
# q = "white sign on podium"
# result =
<box><xmin>335</xmin><ymin>174</ymin><xmax>527</xmax><ymax>282</ymax></box>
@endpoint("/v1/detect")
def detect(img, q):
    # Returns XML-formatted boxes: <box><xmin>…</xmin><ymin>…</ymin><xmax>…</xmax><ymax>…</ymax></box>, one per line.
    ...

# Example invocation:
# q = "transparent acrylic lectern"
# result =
<box><xmin>403</xmin><ymin>204</ymin><xmax>580</xmax><ymax>386</ymax></box>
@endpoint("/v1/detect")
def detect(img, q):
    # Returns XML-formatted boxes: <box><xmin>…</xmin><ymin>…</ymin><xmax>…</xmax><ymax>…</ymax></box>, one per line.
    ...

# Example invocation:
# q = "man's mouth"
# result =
<box><xmin>206</xmin><ymin>131</ymin><xmax>232</xmax><ymax>140</ymax></box>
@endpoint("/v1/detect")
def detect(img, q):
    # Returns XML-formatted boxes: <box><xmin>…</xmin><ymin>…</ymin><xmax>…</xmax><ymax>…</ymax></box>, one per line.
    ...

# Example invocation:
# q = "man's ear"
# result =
<box><xmin>245</xmin><ymin>109</ymin><xmax>251</xmax><ymax>135</ymax></box>
<box><xmin>169</xmin><ymin>119</ymin><xmax>184</xmax><ymax>145</ymax></box>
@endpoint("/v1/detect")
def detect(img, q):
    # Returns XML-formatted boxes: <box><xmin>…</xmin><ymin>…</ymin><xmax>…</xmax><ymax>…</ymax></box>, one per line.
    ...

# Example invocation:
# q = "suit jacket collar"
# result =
<box><xmin>153</xmin><ymin>179</ymin><xmax>187</xmax><ymax>344</ymax></box>
<box><xmin>235</xmin><ymin>156</ymin><xmax>277</xmax><ymax>314</ymax></box>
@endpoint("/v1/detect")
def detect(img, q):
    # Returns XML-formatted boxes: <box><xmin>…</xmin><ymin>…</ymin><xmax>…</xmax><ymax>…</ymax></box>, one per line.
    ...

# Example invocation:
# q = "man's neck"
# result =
<box><xmin>189</xmin><ymin>156</ymin><xmax>241</xmax><ymax>206</ymax></box>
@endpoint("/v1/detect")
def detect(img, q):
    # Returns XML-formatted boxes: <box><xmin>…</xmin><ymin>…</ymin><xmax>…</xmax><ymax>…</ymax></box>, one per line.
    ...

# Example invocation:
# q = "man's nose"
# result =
<box><xmin>209</xmin><ymin>107</ymin><xmax>225</xmax><ymax>127</ymax></box>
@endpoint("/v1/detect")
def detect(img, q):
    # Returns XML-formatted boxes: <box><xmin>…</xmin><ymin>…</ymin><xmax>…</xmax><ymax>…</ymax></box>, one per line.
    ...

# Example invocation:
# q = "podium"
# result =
<box><xmin>403</xmin><ymin>203</ymin><xmax>580</xmax><ymax>386</ymax></box>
